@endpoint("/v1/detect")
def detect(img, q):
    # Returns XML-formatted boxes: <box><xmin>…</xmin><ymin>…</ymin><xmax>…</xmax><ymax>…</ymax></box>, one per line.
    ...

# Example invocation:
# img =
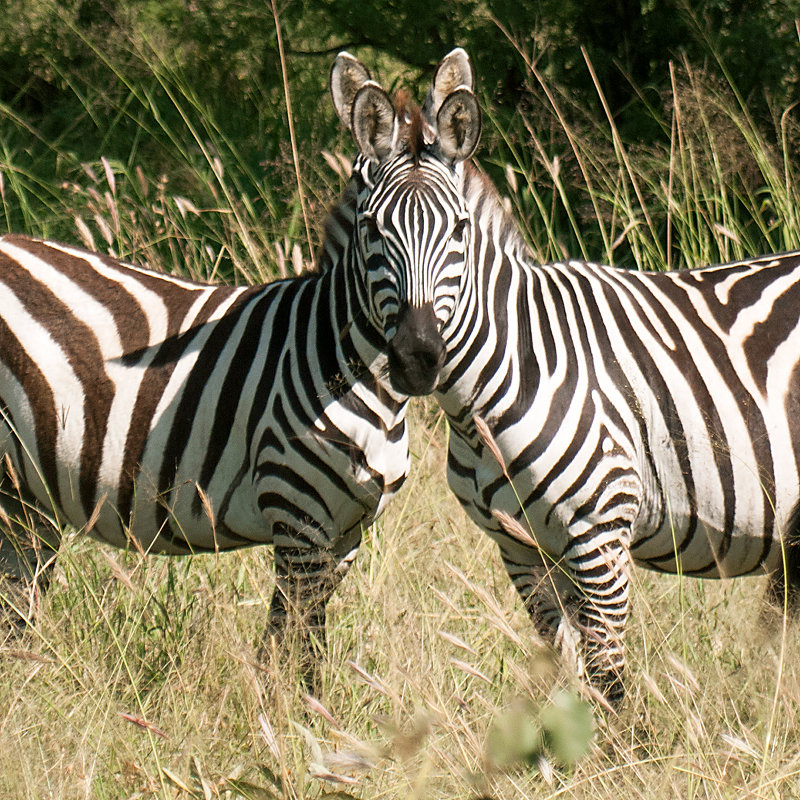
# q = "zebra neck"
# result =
<box><xmin>314</xmin><ymin>175</ymin><xmax>409</xmax><ymax>406</ymax></box>
<box><xmin>437</xmin><ymin>167</ymin><xmax>543</xmax><ymax>429</ymax></box>
<box><xmin>315</xmin><ymin>186</ymin><xmax>408</xmax><ymax>411</ymax></box>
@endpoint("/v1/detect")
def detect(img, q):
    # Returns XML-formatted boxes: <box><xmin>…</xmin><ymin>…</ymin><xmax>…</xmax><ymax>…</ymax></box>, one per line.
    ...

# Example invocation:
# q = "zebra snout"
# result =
<box><xmin>387</xmin><ymin>303</ymin><xmax>446</xmax><ymax>396</ymax></box>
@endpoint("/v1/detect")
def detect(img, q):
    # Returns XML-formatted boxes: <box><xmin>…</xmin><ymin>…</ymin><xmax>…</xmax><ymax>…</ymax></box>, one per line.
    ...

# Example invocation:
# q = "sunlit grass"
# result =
<box><xmin>3</xmin><ymin>409</ymin><xmax>800</xmax><ymax>798</ymax></box>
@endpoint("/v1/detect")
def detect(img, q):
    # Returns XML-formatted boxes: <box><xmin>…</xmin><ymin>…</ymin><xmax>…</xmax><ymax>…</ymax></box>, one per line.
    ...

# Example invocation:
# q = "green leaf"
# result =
<box><xmin>486</xmin><ymin>698</ymin><xmax>544</xmax><ymax>768</ymax></box>
<box><xmin>539</xmin><ymin>690</ymin><xmax>594</xmax><ymax>765</ymax></box>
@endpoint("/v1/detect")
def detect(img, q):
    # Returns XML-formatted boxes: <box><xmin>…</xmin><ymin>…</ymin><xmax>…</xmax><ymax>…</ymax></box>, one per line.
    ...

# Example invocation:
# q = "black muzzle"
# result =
<box><xmin>386</xmin><ymin>303</ymin><xmax>446</xmax><ymax>396</ymax></box>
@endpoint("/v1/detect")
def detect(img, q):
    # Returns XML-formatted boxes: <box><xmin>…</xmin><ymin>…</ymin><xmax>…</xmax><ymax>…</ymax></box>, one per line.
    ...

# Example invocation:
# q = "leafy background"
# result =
<box><xmin>1</xmin><ymin>0</ymin><xmax>799</xmax><ymax>269</ymax></box>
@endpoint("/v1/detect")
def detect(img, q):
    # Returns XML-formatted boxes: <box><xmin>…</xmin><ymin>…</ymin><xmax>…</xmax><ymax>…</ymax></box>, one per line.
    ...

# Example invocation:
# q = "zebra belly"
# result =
<box><xmin>625</xmin><ymin>361</ymin><xmax>800</xmax><ymax>578</ymax></box>
<box><xmin>0</xmin><ymin>424</ymin><xmax>258</xmax><ymax>555</ymax></box>
<box><xmin>629</xmin><ymin>460</ymin><xmax>791</xmax><ymax>578</ymax></box>
<box><xmin>631</xmin><ymin>408</ymin><xmax>800</xmax><ymax>578</ymax></box>
<box><xmin>0</xmin><ymin>361</ymin><xmax>405</xmax><ymax>558</ymax></box>
<box><xmin>0</xmin><ymin>408</ymin><xmax>397</xmax><ymax>557</ymax></box>
<box><xmin>631</xmin><ymin>517</ymin><xmax>781</xmax><ymax>578</ymax></box>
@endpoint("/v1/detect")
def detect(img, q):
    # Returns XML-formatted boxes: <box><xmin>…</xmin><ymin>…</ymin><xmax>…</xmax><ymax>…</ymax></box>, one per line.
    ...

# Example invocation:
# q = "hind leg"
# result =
<box><xmin>764</xmin><ymin>495</ymin><xmax>800</xmax><ymax>618</ymax></box>
<box><xmin>0</xmin><ymin>475</ymin><xmax>61</xmax><ymax>634</ymax></box>
<box><xmin>764</xmin><ymin>558</ymin><xmax>800</xmax><ymax>619</ymax></box>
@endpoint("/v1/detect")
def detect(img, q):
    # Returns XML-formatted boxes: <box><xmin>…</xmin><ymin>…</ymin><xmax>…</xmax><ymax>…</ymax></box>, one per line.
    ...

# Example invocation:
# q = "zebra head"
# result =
<box><xmin>330</xmin><ymin>49</ymin><xmax>481</xmax><ymax>395</ymax></box>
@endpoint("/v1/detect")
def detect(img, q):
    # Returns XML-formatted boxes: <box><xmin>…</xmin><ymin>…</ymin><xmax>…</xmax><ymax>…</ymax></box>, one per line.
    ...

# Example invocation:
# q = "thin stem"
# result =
<box><xmin>271</xmin><ymin>0</ymin><xmax>314</xmax><ymax>264</ymax></box>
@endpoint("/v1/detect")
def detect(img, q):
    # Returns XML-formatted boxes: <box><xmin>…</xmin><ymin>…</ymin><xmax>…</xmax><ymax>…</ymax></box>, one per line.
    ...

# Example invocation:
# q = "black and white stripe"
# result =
<box><xmin>438</xmin><ymin>228</ymin><xmax>800</xmax><ymax>701</ymax></box>
<box><xmin>342</xmin><ymin>48</ymin><xmax>800</xmax><ymax>703</ymax></box>
<box><xmin>0</xmin><ymin>60</ymin><xmax>414</xmax><ymax>679</ymax></box>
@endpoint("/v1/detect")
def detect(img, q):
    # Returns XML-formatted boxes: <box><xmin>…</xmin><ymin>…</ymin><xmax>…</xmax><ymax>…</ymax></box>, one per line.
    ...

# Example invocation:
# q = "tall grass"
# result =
<box><xmin>493</xmin><ymin>43</ymin><xmax>800</xmax><ymax>273</ymax></box>
<box><xmin>2</xmin><ymin>27</ymin><xmax>800</xmax><ymax>800</ymax></box>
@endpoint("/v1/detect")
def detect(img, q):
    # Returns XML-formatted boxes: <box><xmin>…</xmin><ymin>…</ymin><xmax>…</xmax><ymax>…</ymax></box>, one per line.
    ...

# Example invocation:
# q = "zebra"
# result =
<box><xmin>340</xmin><ymin>47</ymin><xmax>800</xmax><ymax>703</ymax></box>
<box><xmin>0</xmin><ymin>56</ymin><xmax>421</xmax><ymax>685</ymax></box>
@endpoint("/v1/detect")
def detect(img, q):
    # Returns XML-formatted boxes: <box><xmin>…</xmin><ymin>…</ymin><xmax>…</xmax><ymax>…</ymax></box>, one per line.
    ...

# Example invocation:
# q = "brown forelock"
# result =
<box><xmin>393</xmin><ymin>89</ymin><xmax>424</xmax><ymax>162</ymax></box>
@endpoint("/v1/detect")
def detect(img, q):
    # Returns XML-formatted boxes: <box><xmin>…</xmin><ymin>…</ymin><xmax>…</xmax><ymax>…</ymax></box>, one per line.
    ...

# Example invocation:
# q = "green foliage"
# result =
<box><xmin>3</xmin><ymin>1</ymin><xmax>798</xmax><ymax>153</ymax></box>
<box><xmin>0</xmin><ymin>0</ymin><xmax>798</xmax><ymax>277</ymax></box>
<box><xmin>486</xmin><ymin>698</ymin><xmax>546</xmax><ymax>768</ymax></box>
<box><xmin>0</xmin><ymin>0</ymin><xmax>324</xmax><ymax>272</ymax></box>
<box><xmin>486</xmin><ymin>691</ymin><xmax>593</xmax><ymax>771</ymax></box>
<box><xmin>296</xmin><ymin>0</ymin><xmax>799</xmax><ymax>133</ymax></box>
<box><xmin>538</xmin><ymin>690</ymin><xmax>594</xmax><ymax>764</ymax></box>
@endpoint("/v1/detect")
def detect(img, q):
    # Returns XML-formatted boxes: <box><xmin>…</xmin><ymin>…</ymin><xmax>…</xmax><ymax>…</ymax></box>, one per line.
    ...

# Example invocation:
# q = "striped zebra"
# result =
<box><xmin>0</xmin><ymin>58</ymin><xmax>417</xmax><ymax>683</ymax></box>
<box><xmin>342</xmin><ymin>47</ymin><xmax>800</xmax><ymax>703</ymax></box>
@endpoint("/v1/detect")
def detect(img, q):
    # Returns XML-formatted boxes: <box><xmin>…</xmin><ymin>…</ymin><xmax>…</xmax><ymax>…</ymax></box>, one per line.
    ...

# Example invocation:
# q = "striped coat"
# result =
<box><xmin>340</xmin><ymin>47</ymin><xmax>800</xmax><ymax>702</ymax></box>
<box><xmin>437</xmin><ymin>178</ymin><xmax>800</xmax><ymax>698</ymax></box>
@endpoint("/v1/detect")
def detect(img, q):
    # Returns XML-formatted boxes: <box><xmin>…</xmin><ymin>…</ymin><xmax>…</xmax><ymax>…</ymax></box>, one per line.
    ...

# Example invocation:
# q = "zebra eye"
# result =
<box><xmin>452</xmin><ymin>217</ymin><xmax>469</xmax><ymax>241</ymax></box>
<box><xmin>361</xmin><ymin>214</ymin><xmax>378</xmax><ymax>235</ymax></box>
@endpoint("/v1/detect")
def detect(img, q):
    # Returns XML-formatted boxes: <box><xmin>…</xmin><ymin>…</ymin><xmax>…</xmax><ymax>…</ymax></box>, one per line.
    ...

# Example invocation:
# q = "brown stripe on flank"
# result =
<box><xmin>90</xmin><ymin>247</ymin><xmax>213</xmax><ymax>336</ymax></box>
<box><xmin>0</xmin><ymin>235</ymin><xmax>242</xmax><ymax>525</ymax></box>
<box><xmin>3</xmin><ymin>236</ymin><xmax>150</xmax><ymax>355</ymax></box>
<box><xmin>0</xmin><ymin>248</ymin><xmax>114</xmax><ymax>515</ymax></box>
<box><xmin>116</xmin><ymin>284</ymin><xmax>246</xmax><ymax>524</ymax></box>
<box><xmin>3</xmin><ymin>235</ymin><xmax>216</xmax><ymax>353</ymax></box>
<box><xmin>0</xmin><ymin>287</ymin><xmax>61</xmax><ymax>506</ymax></box>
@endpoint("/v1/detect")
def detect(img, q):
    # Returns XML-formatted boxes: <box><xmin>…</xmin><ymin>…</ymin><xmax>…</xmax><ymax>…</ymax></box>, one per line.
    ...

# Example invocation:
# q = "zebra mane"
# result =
<box><xmin>462</xmin><ymin>161</ymin><xmax>531</xmax><ymax>259</ymax></box>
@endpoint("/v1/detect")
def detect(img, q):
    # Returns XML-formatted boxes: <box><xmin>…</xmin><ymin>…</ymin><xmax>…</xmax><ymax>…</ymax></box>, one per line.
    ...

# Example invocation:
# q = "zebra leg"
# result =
<box><xmin>499</xmin><ymin>544</ymin><xmax>585</xmax><ymax>680</ymax></box>
<box><xmin>564</xmin><ymin>534</ymin><xmax>632</xmax><ymax>705</ymax></box>
<box><xmin>763</xmin><ymin>564</ymin><xmax>800</xmax><ymax>618</ymax></box>
<box><xmin>0</xmin><ymin>476</ymin><xmax>61</xmax><ymax>635</ymax></box>
<box><xmin>763</xmin><ymin>509</ymin><xmax>800</xmax><ymax>617</ymax></box>
<box><xmin>262</xmin><ymin>524</ymin><xmax>362</xmax><ymax>693</ymax></box>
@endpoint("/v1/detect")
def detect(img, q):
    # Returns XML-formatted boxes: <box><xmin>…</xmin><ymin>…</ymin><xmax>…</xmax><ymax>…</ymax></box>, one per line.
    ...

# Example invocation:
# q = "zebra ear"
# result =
<box><xmin>351</xmin><ymin>84</ymin><xmax>396</xmax><ymax>161</ymax></box>
<box><xmin>330</xmin><ymin>51</ymin><xmax>373</xmax><ymax>126</ymax></box>
<box><xmin>437</xmin><ymin>88</ymin><xmax>481</xmax><ymax>163</ymax></box>
<box><xmin>423</xmin><ymin>48</ymin><xmax>475</xmax><ymax>120</ymax></box>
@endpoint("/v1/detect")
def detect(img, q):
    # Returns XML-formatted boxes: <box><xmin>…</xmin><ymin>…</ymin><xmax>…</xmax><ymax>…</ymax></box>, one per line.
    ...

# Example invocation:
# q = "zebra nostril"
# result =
<box><xmin>418</xmin><ymin>349</ymin><xmax>441</xmax><ymax>371</ymax></box>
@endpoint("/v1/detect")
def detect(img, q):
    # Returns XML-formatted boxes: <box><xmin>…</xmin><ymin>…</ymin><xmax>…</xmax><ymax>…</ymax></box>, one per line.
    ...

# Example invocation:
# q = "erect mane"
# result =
<box><xmin>462</xmin><ymin>161</ymin><xmax>532</xmax><ymax>259</ymax></box>
<box><xmin>393</xmin><ymin>89</ymin><xmax>425</xmax><ymax>162</ymax></box>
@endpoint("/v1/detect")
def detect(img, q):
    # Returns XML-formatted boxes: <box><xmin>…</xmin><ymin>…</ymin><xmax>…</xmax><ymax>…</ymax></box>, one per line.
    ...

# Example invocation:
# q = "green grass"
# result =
<box><xmin>2</xmin><ymin>31</ymin><xmax>800</xmax><ymax>800</ymax></box>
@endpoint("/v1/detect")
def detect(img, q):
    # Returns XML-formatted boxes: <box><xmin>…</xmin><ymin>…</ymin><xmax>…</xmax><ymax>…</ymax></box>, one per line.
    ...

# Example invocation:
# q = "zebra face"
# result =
<box><xmin>331</xmin><ymin>49</ymin><xmax>481</xmax><ymax>397</ymax></box>
<box><xmin>354</xmin><ymin>152</ymin><xmax>471</xmax><ymax>394</ymax></box>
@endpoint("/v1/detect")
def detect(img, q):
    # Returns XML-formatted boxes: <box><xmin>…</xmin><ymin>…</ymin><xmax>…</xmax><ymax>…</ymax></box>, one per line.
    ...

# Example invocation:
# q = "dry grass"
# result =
<box><xmin>2</xmin><ymin>407</ymin><xmax>800</xmax><ymax>799</ymax></box>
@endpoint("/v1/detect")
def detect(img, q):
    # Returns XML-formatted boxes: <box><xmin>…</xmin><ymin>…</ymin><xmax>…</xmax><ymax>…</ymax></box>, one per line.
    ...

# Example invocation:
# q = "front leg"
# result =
<box><xmin>262</xmin><ymin>523</ymin><xmax>362</xmax><ymax>694</ymax></box>
<box><xmin>501</xmin><ymin>523</ymin><xmax>632</xmax><ymax>705</ymax></box>
<box><xmin>563</xmin><ymin>523</ymin><xmax>632</xmax><ymax>705</ymax></box>
<box><xmin>498</xmin><ymin>543</ymin><xmax>585</xmax><ymax>680</ymax></box>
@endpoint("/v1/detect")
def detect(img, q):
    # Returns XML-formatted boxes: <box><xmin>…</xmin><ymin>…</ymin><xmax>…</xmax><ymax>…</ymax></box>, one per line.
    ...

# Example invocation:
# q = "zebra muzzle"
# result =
<box><xmin>386</xmin><ymin>303</ymin><xmax>446</xmax><ymax>396</ymax></box>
